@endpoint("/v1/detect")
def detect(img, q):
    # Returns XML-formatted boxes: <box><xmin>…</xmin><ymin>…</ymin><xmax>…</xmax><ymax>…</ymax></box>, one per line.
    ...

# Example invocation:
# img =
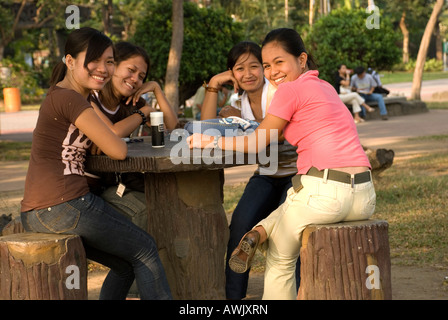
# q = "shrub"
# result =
<box><xmin>304</xmin><ymin>8</ymin><xmax>401</xmax><ymax>84</ymax></box>
<box><xmin>132</xmin><ymin>0</ymin><xmax>244</xmax><ymax>102</ymax></box>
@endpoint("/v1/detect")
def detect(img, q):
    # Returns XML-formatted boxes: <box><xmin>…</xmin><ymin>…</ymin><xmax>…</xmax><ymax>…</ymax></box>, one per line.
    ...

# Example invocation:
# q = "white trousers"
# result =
<box><xmin>339</xmin><ymin>92</ymin><xmax>365</xmax><ymax>114</ymax></box>
<box><xmin>257</xmin><ymin>172</ymin><xmax>376</xmax><ymax>299</ymax></box>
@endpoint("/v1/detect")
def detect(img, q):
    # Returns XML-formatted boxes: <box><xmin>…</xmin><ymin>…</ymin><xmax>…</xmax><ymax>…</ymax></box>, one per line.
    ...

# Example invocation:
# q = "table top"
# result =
<box><xmin>85</xmin><ymin>135</ymin><xmax>244</xmax><ymax>173</ymax></box>
<box><xmin>86</xmin><ymin>134</ymin><xmax>297</xmax><ymax>174</ymax></box>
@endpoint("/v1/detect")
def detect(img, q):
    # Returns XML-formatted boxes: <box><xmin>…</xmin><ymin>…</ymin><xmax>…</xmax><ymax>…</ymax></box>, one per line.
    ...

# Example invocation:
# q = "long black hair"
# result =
<box><xmin>50</xmin><ymin>27</ymin><xmax>114</xmax><ymax>86</ymax></box>
<box><xmin>114</xmin><ymin>41</ymin><xmax>151</xmax><ymax>82</ymax></box>
<box><xmin>227</xmin><ymin>41</ymin><xmax>262</xmax><ymax>70</ymax></box>
<box><xmin>261</xmin><ymin>28</ymin><xmax>318</xmax><ymax>70</ymax></box>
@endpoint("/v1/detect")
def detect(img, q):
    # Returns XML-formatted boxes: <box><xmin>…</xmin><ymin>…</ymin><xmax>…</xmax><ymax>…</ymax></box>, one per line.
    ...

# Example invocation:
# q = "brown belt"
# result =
<box><xmin>292</xmin><ymin>167</ymin><xmax>371</xmax><ymax>192</ymax></box>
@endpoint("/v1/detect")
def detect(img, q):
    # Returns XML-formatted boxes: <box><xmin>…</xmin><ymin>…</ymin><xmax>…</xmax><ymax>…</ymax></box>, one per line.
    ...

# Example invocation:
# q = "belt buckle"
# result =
<box><xmin>351</xmin><ymin>175</ymin><xmax>355</xmax><ymax>188</ymax></box>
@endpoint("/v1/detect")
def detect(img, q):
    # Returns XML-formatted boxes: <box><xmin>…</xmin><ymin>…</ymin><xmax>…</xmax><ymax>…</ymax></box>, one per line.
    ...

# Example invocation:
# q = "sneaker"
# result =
<box><xmin>382</xmin><ymin>115</ymin><xmax>388</xmax><ymax>120</ymax></box>
<box><xmin>229</xmin><ymin>230</ymin><xmax>260</xmax><ymax>273</ymax></box>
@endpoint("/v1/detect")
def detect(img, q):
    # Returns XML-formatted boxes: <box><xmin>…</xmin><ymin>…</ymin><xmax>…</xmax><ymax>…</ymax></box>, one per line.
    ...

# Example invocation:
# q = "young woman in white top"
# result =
<box><xmin>199</xmin><ymin>41</ymin><xmax>300</xmax><ymax>300</ymax></box>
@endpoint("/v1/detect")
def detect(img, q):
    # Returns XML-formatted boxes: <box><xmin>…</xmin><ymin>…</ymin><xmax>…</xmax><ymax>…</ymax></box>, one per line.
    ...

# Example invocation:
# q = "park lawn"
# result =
<box><xmin>380</xmin><ymin>70</ymin><xmax>448</xmax><ymax>85</ymax></box>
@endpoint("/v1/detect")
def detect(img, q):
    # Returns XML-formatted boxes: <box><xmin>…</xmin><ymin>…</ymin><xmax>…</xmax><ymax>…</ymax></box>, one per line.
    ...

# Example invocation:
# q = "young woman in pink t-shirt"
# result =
<box><xmin>187</xmin><ymin>28</ymin><xmax>376</xmax><ymax>300</ymax></box>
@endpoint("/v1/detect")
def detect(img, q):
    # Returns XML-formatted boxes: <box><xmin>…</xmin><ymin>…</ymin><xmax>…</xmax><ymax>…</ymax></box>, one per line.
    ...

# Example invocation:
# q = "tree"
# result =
<box><xmin>0</xmin><ymin>0</ymin><xmax>63</xmax><ymax>60</ymax></box>
<box><xmin>132</xmin><ymin>0</ymin><xmax>243</xmax><ymax>106</ymax></box>
<box><xmin>165</xmin><ymin>0</ymin><xmax>184</xmax><ymax>112</ymax></box>
<box><xmin>399</xmin><ymin>11</ymin><xmax>410</xmax><ymax>64</ymax></box>
<box><xmin>410</xmin><ymin>0</ymin><xmax>445</xmax><ymax>100</ymax></box>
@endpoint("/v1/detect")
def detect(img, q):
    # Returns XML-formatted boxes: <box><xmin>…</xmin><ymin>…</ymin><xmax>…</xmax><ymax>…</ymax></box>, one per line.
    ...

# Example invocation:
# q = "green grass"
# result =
<box><xmin>425</xmin><ymin>101</ymin><xmax>448</xmax><ymax>110</ymax></box>
<box><xmin>373</xmin><ymin>150</ymin><xmax>448</xmax><ymax>267</ymax></box>
<box><xmin>380</xmin><ymin>71</ymin><xmax>448</xmax><ymax>85</ymax></box>
<box><xmin>0</xmin><ymin>104</ymin><xmax>40</xmax><ymax>113</ymax></box>
<box><xmin>0</xmin><ymin>141</ymin><xmax>32</xmax><ymax>161</ymax></box>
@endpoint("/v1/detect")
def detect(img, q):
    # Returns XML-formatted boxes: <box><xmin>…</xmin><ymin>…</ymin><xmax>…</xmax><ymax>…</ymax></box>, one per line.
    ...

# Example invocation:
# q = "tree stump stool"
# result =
<box><xmin>297</xmin><ymin>219</ymin><xmax>391</xmax><ymax>300</ymax></box>
<box><xmin>0</xmin><ymin>233</ymin><xmax>87</xmax><ymax>300</ymax></box>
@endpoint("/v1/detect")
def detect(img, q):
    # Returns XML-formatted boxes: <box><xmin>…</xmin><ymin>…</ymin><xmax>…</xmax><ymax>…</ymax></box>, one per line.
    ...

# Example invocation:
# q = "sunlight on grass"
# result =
<box><xmin>372</xmin><ymin>151</ymin><xmax>448</xmax><ymax>267</ymax></box>
<box><xmin>0</xmin><ymin>141</ymin><xmax>32</xmax><ymax>161</ymax></box>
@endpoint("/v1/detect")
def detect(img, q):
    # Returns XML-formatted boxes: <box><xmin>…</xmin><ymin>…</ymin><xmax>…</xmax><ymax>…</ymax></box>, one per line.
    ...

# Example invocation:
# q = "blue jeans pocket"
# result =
<box><xmin>36</xmin><ymin>202</ymin><xmax>81</xmax><ymax>233</ymax></box>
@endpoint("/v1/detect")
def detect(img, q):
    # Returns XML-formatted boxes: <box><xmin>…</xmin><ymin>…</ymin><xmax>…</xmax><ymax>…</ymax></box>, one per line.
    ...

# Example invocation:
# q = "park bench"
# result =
<box><xmin>345</xmin><ymin>96</ymin><xmax>428</xmax><ymax>119</ymax></box>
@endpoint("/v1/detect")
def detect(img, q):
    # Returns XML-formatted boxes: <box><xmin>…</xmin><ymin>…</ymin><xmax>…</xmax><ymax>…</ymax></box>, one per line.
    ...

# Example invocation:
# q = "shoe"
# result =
<box><xmin>354</xmin><ymin>118</ymin><xmax>365</xmax><ymax>124</ymax></box>
<box><xmin>365</xmin><ymin>106</ymin><xmax>375</xmax><ymax>113</ymax></box>
<box><xmin>229</xmin><ymin>230</ymin><xmax>260</xmax><ymax>273</ymax></box>
<box><xmin>382</xmin><ymin>115</ymin><xmax>388</xmax><ymax>120</ymax></box>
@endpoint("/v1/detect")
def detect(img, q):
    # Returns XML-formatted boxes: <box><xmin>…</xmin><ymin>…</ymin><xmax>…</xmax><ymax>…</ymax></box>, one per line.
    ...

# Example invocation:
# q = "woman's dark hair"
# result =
<box><xmin>261</xmin><ymin>28</ymin><xmax>318</xmax><ymax>70</ymax></box>
<box><xmin>227</xmin><ymin>41</ymin><xmax>262</xmax><ymax>70</ymax></box>
<box><xmin>114</xmin><ymin>41</ymin><xmax>151</xmax><ymax>82</ymax></box>
<box><xmin>50</xmin><ymin>27</ymin><xmax>114</xmax><ymax>86</ymax></box>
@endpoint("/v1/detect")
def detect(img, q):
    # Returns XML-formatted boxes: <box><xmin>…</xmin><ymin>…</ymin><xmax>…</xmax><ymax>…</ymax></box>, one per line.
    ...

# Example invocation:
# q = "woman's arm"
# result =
<box><xmin>128</xmin><ymin>81</ymin><xmax>179</xmax><ymax>130</ymax></box>
<box><xmin>201</xmin><ymin>70</ymin><xmax>238</xmax><ymax>120</ymax></box>
<box><xmin>75</xmin><ymin>108</ymin><xmax>127</xmax><ymax>160</ymax></box>
<box><xmin>91</xmin><ymin>101</ymin><xmax>150</xmax><ymax>138</ymax></box>
<box><xmin>187</xmin><ymin>113</ymin><xmax>288</xmax><ymax>153</ymax></box>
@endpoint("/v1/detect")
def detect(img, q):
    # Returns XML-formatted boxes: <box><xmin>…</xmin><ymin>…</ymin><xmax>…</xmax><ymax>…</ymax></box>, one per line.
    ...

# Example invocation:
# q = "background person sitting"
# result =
<box><xmin>191</xmin><ymin>83</ymin><xmax>230</xmax><ymax>120</ymax></box>
<box><xmin>350</xmin><ymin>66</ymin><xmax>389</xmax><ymax>120</ymax></box>
<box><xmin>334</xmin><ymin>64</ymin><xmax>375</xmax><ymax>123</ymax></box>
<box><xmin>367</xmin><ymin>67</ymin><xmax>390</xmax><ymax>96</ymax></box>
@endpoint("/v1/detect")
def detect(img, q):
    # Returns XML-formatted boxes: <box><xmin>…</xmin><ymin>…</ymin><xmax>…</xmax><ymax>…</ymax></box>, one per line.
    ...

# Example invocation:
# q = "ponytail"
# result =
<box><xmin>49</xmin><ymin>61</ymin><xmax>67</xmax><ymax>87</ymax></box>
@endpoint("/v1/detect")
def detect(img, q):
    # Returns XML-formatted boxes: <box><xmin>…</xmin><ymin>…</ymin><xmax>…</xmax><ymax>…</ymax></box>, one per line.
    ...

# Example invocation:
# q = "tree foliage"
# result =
<box><xmin>133</xmin><ymin>0</ymin><xmax>244</xmax><ymax>102</ymax></box>
<box><xmin>305</xmin><ymin>8</ymin><xmax>401</xmax><ymax>83</ymax></box>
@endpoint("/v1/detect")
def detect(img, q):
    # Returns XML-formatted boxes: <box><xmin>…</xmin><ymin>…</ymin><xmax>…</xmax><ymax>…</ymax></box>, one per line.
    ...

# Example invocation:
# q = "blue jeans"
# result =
<box><xmin>360</xmin><ymin>93</ymin><xmax>388</xmax><ymax>116</ymax></box>
<box><xmin>225</xmin><ymin>174</ymin><xmax>300</xmax><ymax>299</ymax></box>
<box><xmin>21</xmin><ymin>192</ymin><xmax>172</xmax><ymax>300</ymax></box>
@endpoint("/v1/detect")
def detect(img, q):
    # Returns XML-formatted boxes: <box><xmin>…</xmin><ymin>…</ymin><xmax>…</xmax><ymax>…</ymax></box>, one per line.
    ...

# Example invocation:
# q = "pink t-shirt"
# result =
<box><xmin>268</xmin><ymin>70</ymin><xmax>370</xmax><ymax>174</ymax></box>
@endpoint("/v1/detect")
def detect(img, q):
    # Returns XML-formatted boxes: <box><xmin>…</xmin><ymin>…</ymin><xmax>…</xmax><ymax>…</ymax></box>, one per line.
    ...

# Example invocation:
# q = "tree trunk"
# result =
<box><xmin>410</xmin><ymin>0</ymin><xmax>445</xmax><ymax>100</ymax></box>
<box><xmin>0</xmin><ymin>233</ymin><xmax>87</xmax><ymax>300</ymax></box>
<box><xmin>435</xmin><ymin>21</ymin><xmax>442</xmax><ymax>61</ymax></box>
<box><xmin>297</xmin><ymin>220</ymin><xmax>392</xmax><ymax>300</ymax></box>
<box><xmin>164</xmin><ymin>0</ymin><xmax>184</xmax><ymax>113</ymax></box>
<box><xmin>400</xmin><ymin>11</ymin><xmax>410</xmax><ymax>64</ymax></box>
<box><xmin>309</xmin><ymin>0</ymin><xmax>314</xmax><ymax>26</ymax></box>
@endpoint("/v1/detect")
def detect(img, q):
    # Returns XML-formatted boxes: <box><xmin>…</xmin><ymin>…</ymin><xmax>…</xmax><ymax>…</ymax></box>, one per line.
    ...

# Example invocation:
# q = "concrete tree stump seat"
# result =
<box><xmin>297</xmin><ymin>219</ymin><xmax>392</xmax><ymax>300</ymax></box>
<box><xmin>0</xmin><ymin>232</ymin><xmax>87</xmax><ymax>300</ymax></box>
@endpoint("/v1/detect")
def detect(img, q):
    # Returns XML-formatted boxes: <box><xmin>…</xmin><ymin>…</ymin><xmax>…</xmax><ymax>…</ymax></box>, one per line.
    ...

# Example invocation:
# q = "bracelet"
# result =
<box><xmin>213</xmin><ymin>135</ymin><xmax>221</xmax><ymax>149</ymax></box>
<box><xmin>203</xmin><ymin>81</ymin><xmax>219</xmax><ymax>93</ymax></box>
<box><xmin>132</xmin><ymin>109</ymin><xmax>147</xmax><ymax>125</ymax></box>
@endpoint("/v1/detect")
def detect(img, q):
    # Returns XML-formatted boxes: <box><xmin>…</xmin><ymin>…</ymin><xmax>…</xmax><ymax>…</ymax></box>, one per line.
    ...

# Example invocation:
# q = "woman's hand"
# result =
<box><xmin>89</xmin><ymin>143</ymin><xmax>103</xmax><ymax>155</ymax></box>
<box><xmin>126</xmin><ymin>81</ymin><xmax>160</xmax><ymax>106</ymax></box>
<box><xmin>218</xmin><ymin>105</ymin><xmax>241</xmax><ymax>118</ymax></box>
<box><xmin>187</xmin><ymin>133</ymin><xmax>215</xmax><ymax>149</ymax></box>
<box><xmin>209</xmin><ymin>70</ymin><xmax>239</xmax><ymax>93</ymax></box>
